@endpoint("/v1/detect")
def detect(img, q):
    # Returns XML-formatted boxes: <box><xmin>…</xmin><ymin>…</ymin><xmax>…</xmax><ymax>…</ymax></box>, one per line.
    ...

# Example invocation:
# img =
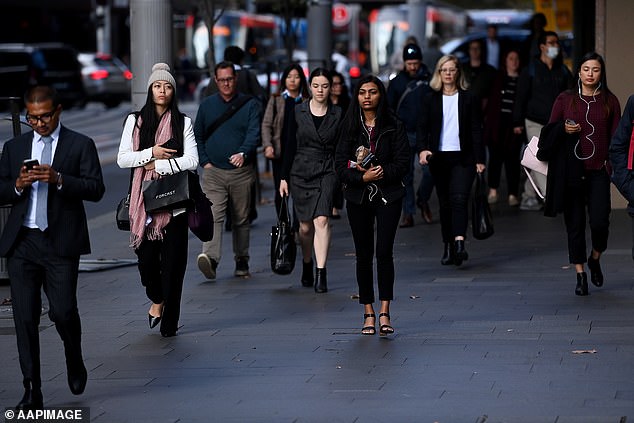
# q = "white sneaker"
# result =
<box><xmin>508</xmin><ymin>195</ymin><xmax>519</xmax><ymax>207</ymax></box>
<box><xmin>519</xmin><ymin>197</ymin><xmax>542</xmax><ymax>211</ymax></box>
<box><xmin>197</xmin><ymin>253</ymin><xmax>217</xmax><ymax>280</ymax></box>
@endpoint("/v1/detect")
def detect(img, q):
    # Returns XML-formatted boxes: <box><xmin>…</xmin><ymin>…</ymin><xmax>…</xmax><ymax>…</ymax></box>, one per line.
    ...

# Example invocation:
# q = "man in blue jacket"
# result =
<box><xmin>387</xmin><ymin>43</ymin><xmax>433</xmax><ymax>227</ymax></box>
<box><xmin>194</xmin><ymin>61</ymin><xmax>261</xmax><ymax>280</ymax></box>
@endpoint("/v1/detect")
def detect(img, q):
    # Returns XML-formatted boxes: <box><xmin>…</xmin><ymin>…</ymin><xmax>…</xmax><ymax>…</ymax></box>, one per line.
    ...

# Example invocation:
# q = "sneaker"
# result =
<box><xmin>519</xmin><ymin>197</ymin><xmax>542</xmax><ymax>211</ymax></box>
<box><xmin>234</xmin><ymin>257</ymin><xmax>250</xmax><ymax>278</ymax></box>
<box><xmin>508</xmin><ymin>195</ymin><xmax>519</xmax><ymax>207</ymax></box>
<box><xmin>197</xmin><ymin>253</ymin><xmax>217</xmax><ymax>280</ymax></box>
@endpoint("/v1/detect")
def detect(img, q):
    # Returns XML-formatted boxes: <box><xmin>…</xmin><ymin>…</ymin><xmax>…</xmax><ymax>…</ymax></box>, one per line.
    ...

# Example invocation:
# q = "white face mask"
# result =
<box><xmin>546</xmin><ymin>46</ymin><xmax>560</xmax><ymax>59</ymax></box>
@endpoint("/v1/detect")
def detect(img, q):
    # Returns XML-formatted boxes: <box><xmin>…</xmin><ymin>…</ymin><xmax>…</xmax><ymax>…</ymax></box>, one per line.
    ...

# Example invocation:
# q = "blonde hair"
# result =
<box><xmin>429</xmin><ymin>55</ymin><xmax>469</xmax><ymax>92</ymax></box>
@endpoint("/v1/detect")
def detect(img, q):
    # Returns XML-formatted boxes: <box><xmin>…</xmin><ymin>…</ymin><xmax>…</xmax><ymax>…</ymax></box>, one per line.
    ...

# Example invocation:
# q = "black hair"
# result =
<box><xmin>214</xmin><ymin>61</ymin><xmax>236</xmax><ymax>77</ymax></box>
<box><xmin>538</xmin><ymin>30</ymin><xmax>558</xmax><ymax>47</ymax></box>
<box><xmin>309</xmin><ymin>67</ymin><xmax>332</xmax><ymax>85</ymax></box>
<box><xmin>570</xmin><ymin>51</ymin><xmax>614</xmax><ymax>117</ymax></box>
<box><xmin>280</xmin><ymin>63</ymin><xmax>309</xmax><ymax>98</ymax></box>
<box><xmin>223</xmin><ymin>46</ymin><xmax>245</xmax><ymax>64</ymax></box>
<box><xmin>24</xmin><ymin>85</ymin><xmax>60</xmax><ymax>108</ymax></box>
<box><xmin>137</xmin><ymin>84</ymin><xmax>184</xmax><ymax>151</ymax></box>
<box><xmin>339</xmin><ymin>74</ymin><xmax>392</xmax><ymax>141</ymax></box>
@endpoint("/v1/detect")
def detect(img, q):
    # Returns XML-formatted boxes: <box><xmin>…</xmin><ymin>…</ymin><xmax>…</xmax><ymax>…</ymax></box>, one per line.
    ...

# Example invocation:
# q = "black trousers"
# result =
<box><xmin>563</xmin><ymin>168</ymin><xmax>611</xmax><ymax>264</ymax></box>
<box><xmin>430</xmin><ymin>152</ymin><xmax>476</xmax><ymax>242</ymax></box>
<box><xmin>135</xmin><ymin>213</ymin><xmax>188</xmax><ymax>334</ymax></box>
<box><xmin>346</xmin><ymin>198</ymin><xmax>402</xmax><ymax>304</ymax></box>
<box><xmin>487</xmin><ymin>128</ymin><xmax>522</xmax><ymax>197</ymax></box>
<box><xmin>8</xmin><ymin>228</ymin><xmax>82</xmax><ymax>387</ymax></box>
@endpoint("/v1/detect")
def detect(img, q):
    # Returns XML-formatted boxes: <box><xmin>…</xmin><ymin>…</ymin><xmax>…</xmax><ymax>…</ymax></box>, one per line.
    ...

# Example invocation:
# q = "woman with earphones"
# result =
<box><xmin>539</xmin><ymin>52</ymin><xmax>620</xmax><ymax>296</ymax></box>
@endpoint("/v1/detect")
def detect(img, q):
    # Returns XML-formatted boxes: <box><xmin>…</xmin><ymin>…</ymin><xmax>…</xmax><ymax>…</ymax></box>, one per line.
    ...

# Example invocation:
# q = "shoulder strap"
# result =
<box><xmin>396</xmin><ymin>80</ymin><xmax>424</xmax><ymax>113</ymax></box>
<box><xmin>627</xmin><ymin>120</ymin><xmax>634</xmax><ymax>170</ymax></box>
<box><xmin>204</xmin><ymin>95</ymin><xmax>252</xmax><ymax>140</ymax></box>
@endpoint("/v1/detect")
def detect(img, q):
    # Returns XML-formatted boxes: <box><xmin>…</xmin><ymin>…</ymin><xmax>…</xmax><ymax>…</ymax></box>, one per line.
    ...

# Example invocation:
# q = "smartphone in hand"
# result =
<box><xmin>23</xmin><ymin>159</ymin><xmax>39</xmax><ymax>171</ymax></box>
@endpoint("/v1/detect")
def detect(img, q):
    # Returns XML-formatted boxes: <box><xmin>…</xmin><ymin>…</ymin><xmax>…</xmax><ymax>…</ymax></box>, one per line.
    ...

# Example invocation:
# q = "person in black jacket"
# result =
<box><xmin>609</xmin><ymin>94</ymin><xmax>634</xmax><ymax>262</ymax></box>
<box><xmin>417</xmin><ymin>55</ymin><xmax>486</xmax><ymax>266</ymax></box>
<box><xmin>335</xmin><ymin>74</ymin><xmax>409</xmax><ymax>336</ymax></box>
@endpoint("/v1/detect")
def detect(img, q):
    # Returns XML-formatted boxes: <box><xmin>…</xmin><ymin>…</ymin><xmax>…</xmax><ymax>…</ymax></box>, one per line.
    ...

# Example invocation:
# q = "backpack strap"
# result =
<box><xmin>628</xmin><ymin>120</ymin><xmax>634</xmax><ymax>170</ymax></box>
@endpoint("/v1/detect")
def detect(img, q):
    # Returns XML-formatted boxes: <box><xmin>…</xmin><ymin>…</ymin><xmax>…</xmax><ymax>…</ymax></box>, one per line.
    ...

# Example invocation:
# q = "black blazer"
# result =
<box><xmin>416</xmin><ymin>89</ymin><xmax>486</xmax><ymax>165</ymax></box>
<box><xmin>0</xmin><ymin>126</ymin><xmax>105</xmax><ymax>257</ymax></box>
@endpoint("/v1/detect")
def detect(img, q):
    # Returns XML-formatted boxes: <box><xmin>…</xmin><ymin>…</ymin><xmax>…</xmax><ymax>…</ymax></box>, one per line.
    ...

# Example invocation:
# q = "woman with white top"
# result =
<box><xmin>417</xmin><ymin>55</ymin><xmax>486</xmax><ymax>266</ymax></box>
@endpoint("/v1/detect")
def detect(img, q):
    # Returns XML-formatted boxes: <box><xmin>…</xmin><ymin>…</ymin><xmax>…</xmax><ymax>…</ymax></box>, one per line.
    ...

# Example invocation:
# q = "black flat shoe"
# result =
<box><xmin>148</xmin><ymin>314</ymin><xmax>161</xmax><ymax>329</ymax></box>
<box><xmin>575</xmin><ymin>272</ymin><xmax>589</xmax><ymax>296</ymax></box>
<box><xmin>378</xmin><ymin>312</ymin><xmax>394</xmax><ymax>336</ymax></box>
<box><xmin>67</xmin><ymin>361</ymin><xmax>87</xmax><ymax>395</ymax></box>
<box><xmin>361</xmin><ymin>313</ymin><xmax>376</xmax><ymax>335</ymax></box>
<box><xmin>15</xmin><ymin>383</ymin><xmax>43</xmax><ymax>410</ymax></box>
<box><xmin>587</xmin><ymin>255</ymin><xmax>604</xmax><ymax>287</ymax></box>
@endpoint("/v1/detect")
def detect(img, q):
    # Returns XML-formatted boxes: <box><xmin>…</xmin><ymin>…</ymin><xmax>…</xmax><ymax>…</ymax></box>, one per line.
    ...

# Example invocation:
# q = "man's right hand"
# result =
<box><xmin>279</xmin><ymin>179</ymin><xmax>289</xmax><ymax>197</ymax></box>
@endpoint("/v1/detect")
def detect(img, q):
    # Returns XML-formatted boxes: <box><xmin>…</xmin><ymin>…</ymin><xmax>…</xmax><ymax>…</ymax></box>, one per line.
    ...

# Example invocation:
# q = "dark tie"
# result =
<box><xmin>35</xmin><ymin>136</ymin><xmax>52</xmax><ymax>231</ymax></box>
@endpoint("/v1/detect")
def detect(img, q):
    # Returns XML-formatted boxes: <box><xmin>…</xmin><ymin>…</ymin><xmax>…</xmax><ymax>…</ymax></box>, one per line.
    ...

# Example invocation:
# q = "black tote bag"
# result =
<box><xmin>270</xmin><ymin>196</ymin><xmax>297</xmax><ymax>275</ymax></box>
<box><xmin>188</xmin><ymin>178</ymin><xmax>214</xmax><ymax>242</ymax></box>
<box><xmin>142</xmin><ymin>160</ymin><xmax>196</xmax><ymax>213</ymax></box>
<box><xmin>472</xmin><ymin>172</ymin><xmax>494</xmax><ymax>240</ymax></box>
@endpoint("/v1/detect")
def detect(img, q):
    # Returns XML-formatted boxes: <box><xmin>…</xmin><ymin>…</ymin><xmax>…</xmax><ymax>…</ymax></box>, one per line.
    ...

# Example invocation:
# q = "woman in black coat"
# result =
<box><xmin>417</xmin><ymin>55</ymin><xmax>486</xmax><ymax>266</ymax></box>
<box><xmin>335</xmin><ymin>74</ymin><xmax>410</xmax><ymax>336</ymax></box>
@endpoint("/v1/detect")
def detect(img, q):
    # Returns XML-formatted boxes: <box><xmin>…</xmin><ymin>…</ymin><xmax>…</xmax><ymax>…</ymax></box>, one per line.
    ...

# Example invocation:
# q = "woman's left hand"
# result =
<box><xmin>476</xmin><ymin>163</ymin><xmax>486</xmax><ymax>173</ymax></box>
<box><xmin>362</xmin><ymin>165</ymin><xmax>384</xmax><ymax>182</ymax></box>
<box><xmin>144</xmin><ymin>162</ymin><xmax>155</xmax><ymax>170</ymax></box>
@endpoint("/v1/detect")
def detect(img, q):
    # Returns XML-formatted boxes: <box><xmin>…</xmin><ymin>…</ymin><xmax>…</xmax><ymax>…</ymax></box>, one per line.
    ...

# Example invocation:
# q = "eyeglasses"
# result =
<box><xmin>26</xmin><ymin>110</ymin><xmax>57</xmax><ymax>125</ymax></box>
<box><xmin>216</xmin><ymin>77</ymin><xmax>235</xmax><ymax>84</ymax></box>
<box><xmin>439</xmin><ymin>68</ymin><xmax>458</xmax><ymax>74</ymax></box>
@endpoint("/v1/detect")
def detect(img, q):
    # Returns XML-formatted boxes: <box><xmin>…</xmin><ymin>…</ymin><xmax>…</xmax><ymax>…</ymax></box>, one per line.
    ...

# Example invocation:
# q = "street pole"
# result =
<box><xmin>407</xmin><ymin>0</ymin><xmax>427</xmax><ymax>49</ymax></box>
<box><xmin>129</xmin><ymin>0</ymin><xmax>172</xmax><ymax>111</ymax></box>
<box><xmin>307</xmin><ymin>0</ymin><xmax>333</xmax><ymax>71</ymax></box>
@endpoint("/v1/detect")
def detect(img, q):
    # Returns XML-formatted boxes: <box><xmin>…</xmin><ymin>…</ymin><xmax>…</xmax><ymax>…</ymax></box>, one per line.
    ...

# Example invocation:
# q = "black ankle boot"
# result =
<box><xmin>587</xmin><ymin>255</ymin><xmax>604</xmax><ymax>287</ymax></box>
<box><xmin>575</xmin><ymin>272</ymin><xmax>589</xmax><ymax>296</ymax></box>
<box><xmin>453</xmin><ymin>240</ymin><xmax>468</xmax><ymax>266</ymax></box>
<box><xmin>315</xmin><ymin>267</ymin><xmax>328</xmax><ymax>293</ymax></box>
<box><xmin>301</xmin><ymin>260</ymin><xmax>314</xmax><ymax>287</ymax></box>
<box><xmin>441</xmin><ymin>242</ymin><xmax>454</xmax><ymax>265</ymax></box>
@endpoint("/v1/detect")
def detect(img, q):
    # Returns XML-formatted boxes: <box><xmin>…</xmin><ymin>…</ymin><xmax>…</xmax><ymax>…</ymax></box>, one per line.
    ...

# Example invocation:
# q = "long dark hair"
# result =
<box><xmin>339</xmin><ymin>74</ymin><xmax>392</xmax><ymax>141</ymax></box>
<box><xmin>137</xmin><ymin>84</ymin><xmax>184</xmax><ymax>150</ymax></box>
<box><xmin>279</xmin><ymin>63</ymin><xmax>309</xmax><ymax>98</ymax></box>
<box><xmin>570</xmin><ymin>51</ymin><xmax>614</xmax><ymax>118</ymax></box>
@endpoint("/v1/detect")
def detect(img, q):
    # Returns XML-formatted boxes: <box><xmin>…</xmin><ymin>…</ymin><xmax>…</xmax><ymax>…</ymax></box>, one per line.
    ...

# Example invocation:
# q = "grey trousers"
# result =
<box><xmin>201</xmin><ymin>165</ymin><xmax>255</xmax><ymax>264</ymax></box>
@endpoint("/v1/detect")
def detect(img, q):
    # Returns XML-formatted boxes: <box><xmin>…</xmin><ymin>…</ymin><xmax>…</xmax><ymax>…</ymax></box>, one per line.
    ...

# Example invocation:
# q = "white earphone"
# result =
<box><xmin>574</xmin><ymin>77</ymin><xmax>600</xmax><ymax>161</ymax></box>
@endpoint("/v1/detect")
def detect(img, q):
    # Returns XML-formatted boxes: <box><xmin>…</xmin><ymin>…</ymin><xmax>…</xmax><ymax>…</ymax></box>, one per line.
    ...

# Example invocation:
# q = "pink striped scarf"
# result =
<box><xmin>129</xmin><ymin>111</ymin><xmax>174</xmax><ymax>249</ymax></box>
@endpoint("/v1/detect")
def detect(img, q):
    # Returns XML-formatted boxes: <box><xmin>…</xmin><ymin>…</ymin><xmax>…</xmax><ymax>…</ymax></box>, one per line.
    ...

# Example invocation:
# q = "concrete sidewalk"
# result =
<box><xmin>1</xmin><ymin>174</ymin><xmax>634</xmax><ymax>422</ymax></box>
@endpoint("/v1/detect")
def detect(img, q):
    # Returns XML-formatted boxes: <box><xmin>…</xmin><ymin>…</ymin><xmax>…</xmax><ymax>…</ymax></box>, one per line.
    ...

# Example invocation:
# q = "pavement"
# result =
<box><xmin>1</xmin><ymin>164</ymin><xmax>634</xmax><ymax>422</ymax></box>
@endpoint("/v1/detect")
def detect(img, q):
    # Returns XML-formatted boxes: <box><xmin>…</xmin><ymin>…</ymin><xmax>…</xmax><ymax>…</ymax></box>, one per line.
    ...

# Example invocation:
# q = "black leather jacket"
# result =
<box><xmin>335</xmin><ymin>114</ymin><xmax>410</xmax><ymax>205</ymax></box>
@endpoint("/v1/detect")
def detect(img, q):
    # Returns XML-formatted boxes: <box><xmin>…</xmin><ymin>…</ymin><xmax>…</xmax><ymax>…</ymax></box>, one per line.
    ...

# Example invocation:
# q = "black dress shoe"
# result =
<box><xmin>149</xmin><ymin>314</ymin><xmax>162</xmax><ymax>329</ymax></box>
<box><xmin>67</xmin><ymin>361</ymin><xmax>87</xmax><ymax>395</ymax></box>
<box><xmin>161</xmin><ymin>330</ymin><xmax>177</xmax><ymax>337</ymax></box>
<box><xmin>587</xmin><ymin>255</ymin><xmax>604</xmax><ymax>287</ymax></box>
<box><xmin>16</xmin><ymin>385</ymin><xmax>43</xmax><ymax>410</ymax></box>
<box><xmin>575</xmin><ymin>272</ymin><xmax>589</xmax><ymax>296</ymax></box>
<box><xmin>441</xmin><ymin>242</ymin><xmax>454</xmax><ymax>265</ymax></box>
<box><xmin>453</xmin><ymin>240</ymin><xmax>468</xmax><ymax>266</ymax></box>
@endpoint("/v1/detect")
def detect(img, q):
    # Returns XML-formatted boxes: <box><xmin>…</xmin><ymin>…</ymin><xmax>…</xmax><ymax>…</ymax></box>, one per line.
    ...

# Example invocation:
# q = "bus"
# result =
<box><xmin>368</xmin><ymin>2</ymin><xmax>468</xmax><ymax>75</ymax></box>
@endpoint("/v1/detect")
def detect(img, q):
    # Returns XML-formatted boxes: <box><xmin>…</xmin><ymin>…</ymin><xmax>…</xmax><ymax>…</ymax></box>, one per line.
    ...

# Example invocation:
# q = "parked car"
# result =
<box><xmin>0</xmin><ymin>43</ymin><xmax>85</xmax><ymax>110</ymax></box>
<box><xmin>78</xmin><ymin>53</ymin><xmax>132</xmax><ymax>108</ymax></box>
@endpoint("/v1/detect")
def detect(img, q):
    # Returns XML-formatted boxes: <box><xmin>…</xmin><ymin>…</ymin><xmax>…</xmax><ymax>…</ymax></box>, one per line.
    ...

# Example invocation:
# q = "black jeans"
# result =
<box><xmin>346</xmin><ymin>198</ymin><xmax>402</xmax><ymax>304</ymax></box>
<box><xmin>135</xmin><ymin>213</ymin><xmax>189</xmax><ymax>334</ymax></box>
<box><xmin>430</xmin><ymin>152</ymin><xmax>476</xmax><ymax>242</ymax></box>
<box><xmin>563</xmin><ymin>168</ymin><xmax>611</xmax><ymax>264</ymax></box>
<box><xmin>487</xmin><ymin>129</ymin><xmax>522</xmax><ymax>197</ymax></box>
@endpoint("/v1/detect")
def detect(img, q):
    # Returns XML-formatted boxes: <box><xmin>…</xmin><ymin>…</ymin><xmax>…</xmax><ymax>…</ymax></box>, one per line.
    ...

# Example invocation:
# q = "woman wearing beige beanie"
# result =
<box><xmin>117</xmin><ymin>63</ymin><xmax>199</xmax><ymax>337</ymax></box>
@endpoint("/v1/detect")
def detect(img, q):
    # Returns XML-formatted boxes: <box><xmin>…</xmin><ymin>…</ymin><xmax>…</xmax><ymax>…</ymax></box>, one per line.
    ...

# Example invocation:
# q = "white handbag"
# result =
<box><xmin>521</xmin><ymin>136</ymin><xmax>548</xmax><ymax>199</ymax></box>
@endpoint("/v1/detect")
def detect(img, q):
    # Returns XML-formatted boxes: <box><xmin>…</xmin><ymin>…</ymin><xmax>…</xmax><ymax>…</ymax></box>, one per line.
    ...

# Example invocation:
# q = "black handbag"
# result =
<box><xmin>270</xmin><ymin>196</ymin><xmax>297</xmax><ymax>275</ymax></box>
<box><xmin>116</xmin><ymin>169</ymin><xmax>134</xmax><ymax>231</ymax></box>
<box><xmin>187</xmin><ymin>177</ymin><xmax>214</xmax><ymax>242</ymax></box>
<box><xmin>472</xmin><ymin>172</ymin><xmax>494</xmax><ymax>240</ymax></box>
<box><xmin>142</xmin><ymin>160</ymin><xmax>196</xmax><ymax>213</ymax></box>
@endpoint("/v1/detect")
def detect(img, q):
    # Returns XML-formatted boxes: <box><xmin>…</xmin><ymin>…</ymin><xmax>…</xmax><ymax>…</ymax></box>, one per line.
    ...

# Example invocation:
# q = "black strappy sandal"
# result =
<box><xmin>378</xmin><ymin>312</ymin><xmax>394</xmax><ymax>336</ymax></box>
<box><xmin>361</xmin><ymin>313</ymin><xmax>376</xmax><ymax>335</ymax></box>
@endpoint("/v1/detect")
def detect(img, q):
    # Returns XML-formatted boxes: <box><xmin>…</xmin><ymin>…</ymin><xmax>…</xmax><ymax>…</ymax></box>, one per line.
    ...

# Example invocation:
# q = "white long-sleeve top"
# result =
<box><xmin>117</xmin><ymin>114</ymin><xmax>199</xmax><ymax>174</ymax></box>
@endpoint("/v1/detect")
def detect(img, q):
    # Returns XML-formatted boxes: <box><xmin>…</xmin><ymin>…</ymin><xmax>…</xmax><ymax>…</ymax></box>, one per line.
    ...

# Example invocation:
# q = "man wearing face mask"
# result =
<box><xmin>513</xmin><ymin>31</ymin><xmax>573</xmax><ymax>211</ymax></box>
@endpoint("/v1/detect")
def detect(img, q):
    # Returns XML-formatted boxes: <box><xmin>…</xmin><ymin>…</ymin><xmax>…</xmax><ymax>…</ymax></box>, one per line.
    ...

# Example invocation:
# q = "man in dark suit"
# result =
<box><xmin>0</xmin><ymin>86</ymin><xmax>105</xmax><ymax>410</ymax></box>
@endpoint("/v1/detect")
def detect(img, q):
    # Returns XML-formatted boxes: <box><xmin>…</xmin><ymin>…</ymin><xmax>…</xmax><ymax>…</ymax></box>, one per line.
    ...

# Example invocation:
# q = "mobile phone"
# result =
<box><xmin>23</xmin><ymin>159</ymin><xmax>39</xmax><ymax>171</ymax></box>
<box><xmin>565</xmin><ymin>119</ymin><xmax>577</xmax><ymax>125</ymax></box>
